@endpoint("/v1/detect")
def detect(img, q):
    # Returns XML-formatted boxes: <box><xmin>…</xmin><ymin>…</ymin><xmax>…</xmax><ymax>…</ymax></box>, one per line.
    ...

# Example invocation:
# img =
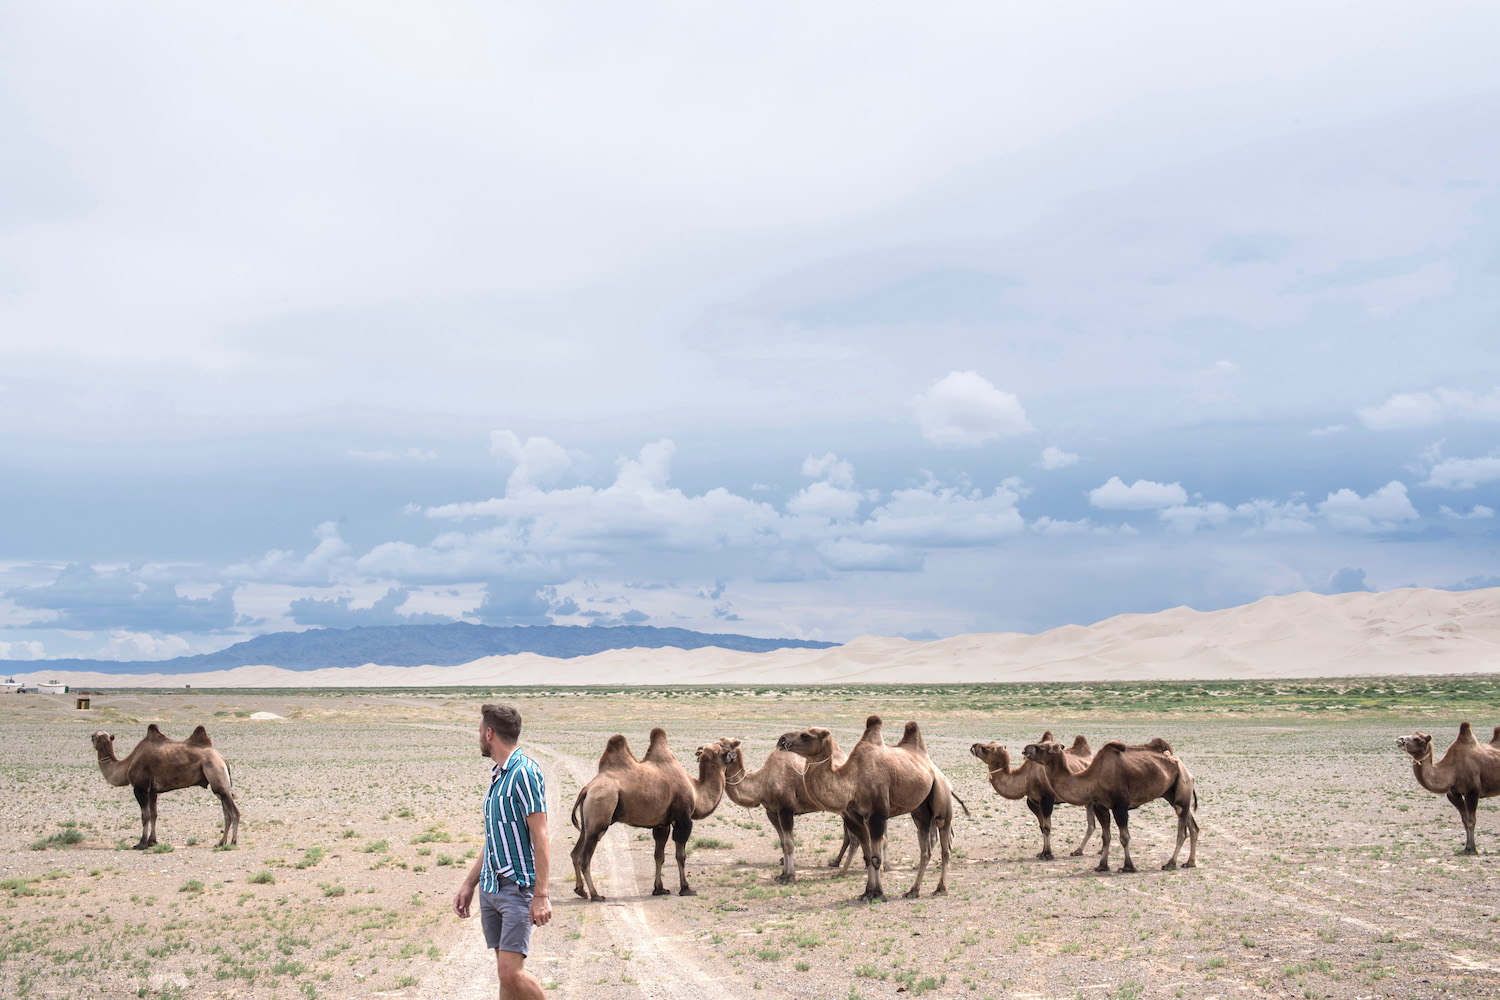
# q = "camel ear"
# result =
<box><xmin>810</xmin><ymin>727</ymin><xmax>831</xmax><ymax>739</ymax></box>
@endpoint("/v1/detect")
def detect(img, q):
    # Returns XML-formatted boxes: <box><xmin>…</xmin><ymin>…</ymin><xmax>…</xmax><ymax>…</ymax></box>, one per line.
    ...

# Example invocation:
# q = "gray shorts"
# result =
<box><xmin>479</xmin><ymin>879</ymin><xmax>534</xmax><ymax>955</ymax></box>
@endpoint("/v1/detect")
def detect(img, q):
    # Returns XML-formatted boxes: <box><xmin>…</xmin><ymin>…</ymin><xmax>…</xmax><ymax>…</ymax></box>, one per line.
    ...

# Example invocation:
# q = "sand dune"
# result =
<box><xmin>18</xmin><ymin>587</ymin><xmax>1500</xmax><ymax>688</ymax></box>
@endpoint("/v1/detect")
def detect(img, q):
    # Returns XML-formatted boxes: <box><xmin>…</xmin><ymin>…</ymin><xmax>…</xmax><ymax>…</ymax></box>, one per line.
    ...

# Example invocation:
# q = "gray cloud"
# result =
<box><xmin>286</xmin><ymin>587</ymin><xmax>454</xmax><ymax>628</ymax></box>
<box><xmin>5</xmin><ymin>565</ymin><xmax>238</xmax><ymax>633</ymax></box>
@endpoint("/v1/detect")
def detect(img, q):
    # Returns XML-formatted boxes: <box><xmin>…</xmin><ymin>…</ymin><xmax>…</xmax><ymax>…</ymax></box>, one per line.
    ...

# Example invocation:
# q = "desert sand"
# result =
<box><xmin>14</xmin><ymin>586</ymin><xmax>1500</xmax><ymax>689</ymax></box>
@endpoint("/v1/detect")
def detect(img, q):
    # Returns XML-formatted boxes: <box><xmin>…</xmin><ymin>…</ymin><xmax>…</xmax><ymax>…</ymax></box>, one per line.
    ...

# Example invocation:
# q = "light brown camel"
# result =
<box><xmin>714</xmin><ymin>737</ymin><xmax>855</xmax><ymax>882</ymax></box>
<box><xmin>91</xmin><ymin>724</ymin><xmax>239</xmax><ymax>849</ymax></box>
<box><xmin>1396</xmin><ymin>722</ymin><xmax>1500</xmax><ymax>854</ymax></box>
<box><xmin>777</xmin><ymin>715</ymin><xmax>968</xmax><ymax>901</ymax></box>
<box><xmin>569</xmin><ymin>728</ymin><xmax>735</xmax><ymax>901</ymax></box>
<box><xmin>970</xmin><ymin>731</ymin><xmax>1097</xmax><ymax>859</ymax></box>
<box><xmin>1022</xmin><ymin>738</ymin><xmax>1197</xmax><ymax>873</ymax></box>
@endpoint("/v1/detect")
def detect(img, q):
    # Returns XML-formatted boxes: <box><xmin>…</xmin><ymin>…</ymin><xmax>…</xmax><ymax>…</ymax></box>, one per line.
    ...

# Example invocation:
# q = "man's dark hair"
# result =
<box><xmin>481</xmin><ymin>703</ymin><xmax>523</xmax><ymax>743</ymax></box>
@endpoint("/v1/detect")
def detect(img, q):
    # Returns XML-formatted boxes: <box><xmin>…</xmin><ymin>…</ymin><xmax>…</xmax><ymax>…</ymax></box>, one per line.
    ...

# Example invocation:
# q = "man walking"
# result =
<box><xmin>454</xmin><ymin>703</ymin><xmax>552</xmax><ymax>998</ymax></box>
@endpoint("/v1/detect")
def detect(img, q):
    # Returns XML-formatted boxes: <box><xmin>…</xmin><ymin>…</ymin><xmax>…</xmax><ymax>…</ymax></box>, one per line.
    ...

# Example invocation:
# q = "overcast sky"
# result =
<box><xmin>3</xmin><ymin>1</ymin><xmax>1499</xmax><ymax>660</ymax></box>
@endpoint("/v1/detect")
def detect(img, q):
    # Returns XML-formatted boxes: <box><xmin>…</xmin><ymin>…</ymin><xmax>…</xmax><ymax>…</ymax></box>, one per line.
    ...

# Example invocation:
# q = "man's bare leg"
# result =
<box><xmin>496</xmin><ymin>948</ymin><xmax>544</xmax><ymax>999</ymax></box>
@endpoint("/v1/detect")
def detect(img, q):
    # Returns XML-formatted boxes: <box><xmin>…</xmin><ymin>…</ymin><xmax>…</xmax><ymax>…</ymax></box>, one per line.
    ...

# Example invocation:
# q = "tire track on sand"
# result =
<box><xmin>412</xmin><ymin>726</ymin><xmax>748</xmax><ymax>998</ymax></box>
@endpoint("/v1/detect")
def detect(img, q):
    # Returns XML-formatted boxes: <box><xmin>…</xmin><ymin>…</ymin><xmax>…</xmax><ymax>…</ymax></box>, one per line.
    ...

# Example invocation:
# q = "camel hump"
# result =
<box><xmin>1096</xmin><ymin>739</ymin><xmax>1129</xmax><ymax>755</ymax></box>
<box><xmin>897</xmin><ymin>721</ymin><xmax>926</xmax><ymax>752</ymax></box>
<box><xmin>1137</xmin><ymin>737</ymin><xmax>1173</xmax><ymax>754</ymax></box>
<box><xmin>1491</xmin><ymin>726</ymin><xmax>1500</xmax><ymax>745</ymax></box>
<box><xmin>1458</xmin><ymin>722</ymin><xmax>1477</xmax><ymax>743</ymax></box>
<box><xmin>599</xmin><ymin>734</ymin><xmax>636</xmax><ymax>769</ymax></box>
<box><xmin>644</xmin><ymin>728</ymin><xmax>675</xmax><ymax>763</ymax></box>
<box><xmin>1039</xmin><ymin>730</ymin><xmax>1055</xmax><ymax>742</ymax></box>
<box><xmin>856</xmin><ymin>716</ymin><xmax>884</xmax><ymax>746</ymax></box>
<box><xmin>186</xmin><ymin>725</ymin><xmax>213</xmax><ymax>747</ymax></box>
<box><xmin>1069</xmin><ymin>735</ymin><xmax>1090</xmax><ymax>754</ymax></box>
<box><xmin>143</xmin><ymin>724</ymin><xmax>169</xmax><ymax>742</ymax></box>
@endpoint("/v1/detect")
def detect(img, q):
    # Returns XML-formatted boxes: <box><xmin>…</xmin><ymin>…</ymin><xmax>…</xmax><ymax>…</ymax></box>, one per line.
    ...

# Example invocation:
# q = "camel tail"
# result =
<box><xmin>952</xmin><ymin>789</ymin><xmax>970</xmax><ymax>818</ymax></box>
<box><xmin>570</xmin><ymin>789</ymin><xmax>586</xmax><ymax>831</ymax></box>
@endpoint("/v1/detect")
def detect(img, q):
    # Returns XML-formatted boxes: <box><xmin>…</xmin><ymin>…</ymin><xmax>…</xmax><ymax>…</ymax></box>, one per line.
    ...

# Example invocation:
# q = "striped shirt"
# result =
<box><xmin>479</xmin><ymin>748</ymin><xmax>547</xmax><ymax>891</ymax></box>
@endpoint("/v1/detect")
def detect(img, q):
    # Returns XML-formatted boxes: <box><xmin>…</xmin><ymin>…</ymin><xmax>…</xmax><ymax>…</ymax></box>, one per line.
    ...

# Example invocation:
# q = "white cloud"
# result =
<box><xmin>230</xmin><ymin>521</ymin><xmax>353</xmax><ymax>585</ymax></box>
<box><xmin>1029</xmin><ymin>517</ymin><xmax>1136</xmax><ymax>536</ymax></box>
<box><xmin>0</xmin><ymin>640</ymin><xmax>44</xmax><ymax>660</ymax></box>
<box><xmin>1308</xmin><ymin>424</ymin><xmax>1347</xmax><ymax>436</ymax></box>
<box><xmin>1233</xmin><ymin>498</ymin><xmax>1316</xmax><ymax>534</ymax></box>
<box><xmin>801</xmin><ymin>453</ymin><xmax>855</xmax><ymax>488</ymax></box>
<box><xmin>910</xmin><ymin>371</ymin><xmax>1032</xmax><ymax>448</ymax></box>
<box><xmin>1423</xmin><ymin>452</ymin><xmax>1500</xmax><ymax>490</ymax></box>
<box><xmin>1357</xmin><ymin>388</ymin><xmax>1500</xmax><ymax>431</ymax></box>
<box><xmin>1088</xmin><ymin>476</ymin><xmax>1189</xmax><ymax>510</ymax></box>
<box><xmin>1440</xmin><ymin>504</ymin><xmax>1495</xmax><ymax>520</ymax></box>
<box><xmin>814</xmin><ymin>539</ymin><xmax>923</xmax><ymax>573</ymax></box>
<box><xmin>98</xmin><ymin>630</ymin><xmax>191</xmax><ymax>660</ymax></box>
<box><xmin>859</xmin><ymin>481</ymin><xmax>1024</xmax><ymax>546</ymax></box>
<box><xmin>1317</xmin><ymin>481</ymin><xmax>1420</xmax><ymax>532</ymax></box>
<box><xmin>1039</xmin><ymin>446</ymin><xmax>1079</xmax><ymax>470</ymax></box>
<box><xmin>1159</xmin><ymin>502</ymin><xmax>1233</xmax><ymax>533</ymax></box>
<box><xmin>786</xmin><ymin>480</ymin><xmax>863</xmax><ymax>520</ymax></box>
<box><xmin>490</xmin><ymin>430</ymin><xmax>574</xmax><ymax>493</ymax></box>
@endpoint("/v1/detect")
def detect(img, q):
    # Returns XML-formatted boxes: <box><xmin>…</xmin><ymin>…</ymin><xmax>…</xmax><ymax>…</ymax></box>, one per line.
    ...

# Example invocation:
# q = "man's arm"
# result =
<box><xmin>526</xmin><ymin>811</ymin><xmax>552</xmax><ymax>927</ymax></box>
<box><xmin>453</xmin><ymin>842</ymin><xmax>484</xmax><ymax>918</ymax></box>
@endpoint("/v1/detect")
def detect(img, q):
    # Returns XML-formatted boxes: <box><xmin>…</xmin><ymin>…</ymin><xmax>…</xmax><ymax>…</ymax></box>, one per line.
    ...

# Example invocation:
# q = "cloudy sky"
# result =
<box><xmin>3</xmin><ymin>1</ymin><xmax>1499</xmax><ymax>660</ymax></box>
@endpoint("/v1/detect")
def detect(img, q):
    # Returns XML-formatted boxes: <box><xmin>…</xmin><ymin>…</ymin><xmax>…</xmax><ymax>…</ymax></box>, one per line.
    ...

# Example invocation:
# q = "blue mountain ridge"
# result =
<box><xmin>20</xmin><ymin>623</ymin><xmax>839</xmax><ymax>674</ymax></box>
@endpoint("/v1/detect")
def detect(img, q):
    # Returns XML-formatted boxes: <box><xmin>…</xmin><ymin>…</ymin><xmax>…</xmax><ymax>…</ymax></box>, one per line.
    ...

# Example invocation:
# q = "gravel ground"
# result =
<box><xmin>2</xmin><ymin>687</ymin><xmax>1498</xmax><ymax>999</ymax></box>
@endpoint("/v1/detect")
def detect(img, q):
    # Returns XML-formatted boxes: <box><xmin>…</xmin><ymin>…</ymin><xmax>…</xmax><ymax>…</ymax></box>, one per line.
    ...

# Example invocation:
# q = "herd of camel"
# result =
<box><xmin>83</xmin><ymin>716</ymin><xmax>1500</xmax><ymax>901</ymax></box>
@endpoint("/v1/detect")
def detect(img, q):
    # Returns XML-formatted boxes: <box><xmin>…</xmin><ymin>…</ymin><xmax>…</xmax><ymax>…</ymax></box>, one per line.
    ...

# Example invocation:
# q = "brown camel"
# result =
<box><xmin>91</xmin><ymin>724</ymin><xmax>239</xmax><ymax>849</ymax></box>
<box><xmin>1022</xmin><ymin>738</ymin><xmax>1198</xmax><ymax>873</ymax></box>
<box><xmin>970</xmin><ymin>731</ymin><xmax>1097</xmax><ymax>859</ymax></box>
<box><xmin>714</xmin><ymin>737</ymin><xmax>855</xmax><ymax>882</ymax></box>
<box><xmin>1396</xmin><ymin>722</ymin><xmax>1500</xmax><ymax>854</ymax></box>
<box><xmin>777</xmin><ymin>715</ymin><xmax>968</xmax><ymax>901</ymax></box>
<box><xmin>569</xmin><ymin>728</ymin><xmax>735</xmax><ymax>901</ymax></box>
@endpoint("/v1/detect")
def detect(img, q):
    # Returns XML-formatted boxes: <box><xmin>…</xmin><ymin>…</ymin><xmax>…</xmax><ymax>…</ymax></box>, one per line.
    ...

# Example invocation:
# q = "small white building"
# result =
<box><xmin>36</xmin><ymin>679</ymin><xmax>68</xmax><ymax>694</ymax></box>
<box><xmin>0</xmin><ymin>676</ymin><xmax>20</xmax><ymax>694</ymax></box>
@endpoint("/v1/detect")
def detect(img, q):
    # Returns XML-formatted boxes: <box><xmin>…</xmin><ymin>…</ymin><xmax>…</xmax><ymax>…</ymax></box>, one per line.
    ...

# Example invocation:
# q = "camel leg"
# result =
<box><xmin>572</xmin><ymin>821</ymin><xmax>608</xmax><ymax>901</ymax></box>
<box><xmin>831</xmin><ymin>825</ymin><xmax>854</xmax><ymax>869</ymax></box>
<box><xmin>672</xmin><ymin>816</ymin><xmax>695</xmax><ymax>896</ymax></box>
<box><xmin>132</xmin><ymin>786</ymin><xmax>151</xmax><ymax>850</ymax></box>
<box><xmin>1184</xmin><ymin>798</ymin><xmax>1199</xmax><ymax>868</ymax></box>
<box><xmin>148</xmin><ymin>791</ymin><xmax>160</xmax><ymax>847</ymax></box>
<box><xmin>1093</xmin><ymin>805</ymin><xmax>1112</xmax><ymax>873</ymax></box>
<box><xmin>837</xmin><ymin>814</ymin><xmax>864</xmax><ymax>876</ymax></box>
<box><xmin>933</xmin><ymin>807</ymin><xmax>953</xmax><ymax>895</ymax></box>
<box><xmin>1464</xmin><ymin>791</ymin><xmax>1481</xmax><ymax>855</ymax></box>
<box><xmin>863</xmin><ymin>810</ymin><xmax>888</xmax><ymax>902</ymax></box>
<box><xmin>216</xmin><ymin>791</ymin><xmax>239</xmax><ymax>847</ymax></box>
<box><xmin>1113</xmin><ymin>804</ymin><xmax>1135</xmax><ymax>873</ymax></box>
<box><xmin>1447</xmin><ymin>791</ymin><xmax>1476</xmax><ymax>854</ymax></box>
<box><xmin>1026</xmin><ymin>797</ymin><xmax>1054</xmax><ymax>860</ymax></box>
<box><xmin>769</xmin><ymin>807</ymin><xmax>797</xmax><ymax>883</ymax></box>
<box><xmin>651</xmin><ymin>824</ymin><xmax>672</xmax><ymax>895</ymax></box>
<box><xmin>1070</xmin><ymin>803</ymin><xmax>1097</xmax><ymax>857</ymax></box>
<box><xmin>904</xmin><ymin>804</ymin><xmax>934</xmax><ymax>899</ymax></box>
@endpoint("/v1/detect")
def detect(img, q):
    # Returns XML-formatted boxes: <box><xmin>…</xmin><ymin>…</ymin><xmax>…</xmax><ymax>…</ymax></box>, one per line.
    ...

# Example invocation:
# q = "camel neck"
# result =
<box><xmin>722</xmin><ymin>760</ymin><xmax>762</xmax><ymax>807</ymax></box>
<box><xmin>690</xmin><ymin>757</ymin><xmax>726</xmax><ymax>818</ymax></box>
<box><xmin>800</xmin><ymin>749</ymin><xmax>852</xmax><ymax>812</ymax></box>
<box><xmin>95</xmin><ymin>745</ymin><xmax>129</xmax><ymax>786</ymax></box>
<box><xmin>1411</xmin><ymin>750</ymin><xmax>1451</xmax><ymax>793</ymax></box>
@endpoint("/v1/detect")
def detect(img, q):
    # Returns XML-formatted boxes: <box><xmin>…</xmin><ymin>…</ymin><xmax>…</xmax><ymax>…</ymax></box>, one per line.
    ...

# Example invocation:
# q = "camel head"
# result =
<box><xmin>777</xmin><ymin>726</ymin><xmax>833</xmax><ymax>759</ymax></box>
<box><xmin>711</xmin><ymin>738</ymin><xmax>745</xmax><ymax>772</ymax></box>
<box><xmin>1021</xmin><ymin>740</ymin><xmax>1067</xmax><ymax>765</ymax></box>
<box><xmin>970</xmin><ymin>741</ymin><xmax>1010</xmax><ymax>770</ymax></box>
<box><xmin>91</xmin><ymin>731</ymin><xmax>117</xmax><ymax>757</ymax></box>
<box><xmin>1396</xmin><ymin>731</ymin><xmax>1433</xmax><ymax>760</ymax></box>
<box><xmin>694</xmin><ymin>741</ymin><xmax>737</xmax><ymax>767</ymax></box>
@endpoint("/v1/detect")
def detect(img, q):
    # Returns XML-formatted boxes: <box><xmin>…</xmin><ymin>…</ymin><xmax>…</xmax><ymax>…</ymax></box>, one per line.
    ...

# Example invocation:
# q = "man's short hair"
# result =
<box><xmin>481</xmin><ymin>703</ymin><xmax>523</xmax><ymax>743</ymax></box>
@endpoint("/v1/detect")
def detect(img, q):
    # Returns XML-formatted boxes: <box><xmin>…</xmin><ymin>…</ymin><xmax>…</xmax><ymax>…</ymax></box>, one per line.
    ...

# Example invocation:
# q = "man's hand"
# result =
<box><xmin>453</xmin><ymin>881</ymin><xmax>476</xmax><ymax>919</ymax></box>
<box><xmin>530</xmin><ymin>892</ymin><xmax>552</xmax><ymax>927</ymax></box>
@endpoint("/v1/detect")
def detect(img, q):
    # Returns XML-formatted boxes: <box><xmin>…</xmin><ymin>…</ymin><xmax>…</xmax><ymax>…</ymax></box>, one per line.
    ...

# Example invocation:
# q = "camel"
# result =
<box><xmin>777</xmin><ymin>715</ymin><xmax>968</xmax><ymax>901</ymax></box>
<box><xmin>970</xmin><ymin>731</ymin><xmax>1097</xmax><ymax>860</ymax></box>
<box><xmin>1022</xmin><ymin>738</ymin><xmax>1197</xmax><ymax>873</ymax></box>
<box><xmin>91</xmin><ymin>724</ymin><xmax>239</xmax><ymax>849</ymax></box>
<box><xmin>714</xmin><ymin>737</ymin><xmax>856</xmax><ymax>882</ymax></box>
<box><xmin>569</xmin><ymin>728</ymin><xmax>735</xmax><ymax>901</ymax></box>
<box><xmin>1396</xmin><ymin>722</ymin><xmax>1500</xmax><ymax>854</ymax></box>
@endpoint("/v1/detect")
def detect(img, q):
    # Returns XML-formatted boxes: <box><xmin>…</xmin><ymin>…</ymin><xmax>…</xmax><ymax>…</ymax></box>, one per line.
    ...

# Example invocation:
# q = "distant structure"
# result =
<box><xmin>37</xmin><ymin>679</ymin><xmax>68</xmax><ymax>694</ymax></box>
<box><xmin>1</xmin><ymin>676</ymin><xmax>20</xmax><ymax>693</ymax></box>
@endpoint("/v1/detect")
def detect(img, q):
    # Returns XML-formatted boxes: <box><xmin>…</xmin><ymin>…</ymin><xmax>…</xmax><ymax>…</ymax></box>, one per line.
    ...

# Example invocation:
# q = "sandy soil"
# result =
<box><xmin>2</xmin><ymin>686</ymin><xmax>1499</xmax><ymax>999</ymax></box>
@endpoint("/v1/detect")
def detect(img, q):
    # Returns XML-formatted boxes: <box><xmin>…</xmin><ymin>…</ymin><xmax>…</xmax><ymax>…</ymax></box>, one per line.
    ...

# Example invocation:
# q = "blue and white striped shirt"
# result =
<box><xmin>480</xmin><ymin>748</ymin><xmax>547</xmax><ymax>891</ymax></box>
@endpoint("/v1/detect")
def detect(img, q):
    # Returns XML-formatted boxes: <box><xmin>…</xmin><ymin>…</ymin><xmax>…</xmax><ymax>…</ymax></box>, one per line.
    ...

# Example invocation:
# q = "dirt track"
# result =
<box><xmin>3</xmin><ymin>688</ymin><xmax>1500</xmax><ymax>999</ymax></box>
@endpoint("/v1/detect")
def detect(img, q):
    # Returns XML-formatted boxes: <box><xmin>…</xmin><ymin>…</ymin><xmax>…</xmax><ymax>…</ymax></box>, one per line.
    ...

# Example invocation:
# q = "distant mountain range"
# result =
<box><xmin>10</xmin><ymin>623</ymin><xmax>839</xmax><ymax>675</ymax></box>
